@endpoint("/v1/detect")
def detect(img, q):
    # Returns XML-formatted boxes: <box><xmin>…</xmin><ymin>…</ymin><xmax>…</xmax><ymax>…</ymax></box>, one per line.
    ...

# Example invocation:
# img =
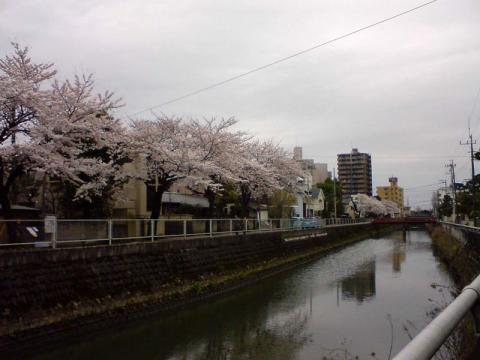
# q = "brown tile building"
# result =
<box><xmin>337</xmin><ymin>148</ymin><xmax>372</xmax><ymax>197</ymax></box>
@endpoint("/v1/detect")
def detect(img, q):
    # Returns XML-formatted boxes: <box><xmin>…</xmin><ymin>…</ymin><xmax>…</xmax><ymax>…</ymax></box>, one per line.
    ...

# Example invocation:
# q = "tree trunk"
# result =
<box><xmin>0</xmin><ymin>185</ymin><xmax>16</xmax><ymax>243</ymax></box>
<box><xmin>240</xmin><ymin>186</ymin><xmax>251</xmax><ymax>218</ymax></box>
<box><xmin>149</xmin><ymin>186</ymin><xmax>167</xmax><ymax>235</ymax></box>
<box><xmin>150</xmin><ymin>188</ymin><xmax>165</xmax><ymax>220</ymax></box>
<box><xmin>204</xmin><ymin>188</ymin><xmax>216</xmax><ymax>218</ymax></box>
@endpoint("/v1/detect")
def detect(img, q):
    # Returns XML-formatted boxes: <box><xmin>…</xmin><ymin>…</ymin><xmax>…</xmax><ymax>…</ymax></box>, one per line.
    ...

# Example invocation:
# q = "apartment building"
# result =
<box><xmin>337</xmin><ymin>148</ymin><xmax>372</xmax><ymax>197</ymax></box>
<box><xmin>376</xmin><ymin>177</ymin><xmax>404</xmax><ymax>211</ymax></box>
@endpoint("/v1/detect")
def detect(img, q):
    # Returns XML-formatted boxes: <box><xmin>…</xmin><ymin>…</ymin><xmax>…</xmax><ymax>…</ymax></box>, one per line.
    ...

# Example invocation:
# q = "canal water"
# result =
<box><xmin>36</xmin><ymin>230</ymin><xmax>457</xmax><ymax>360</ymax></box>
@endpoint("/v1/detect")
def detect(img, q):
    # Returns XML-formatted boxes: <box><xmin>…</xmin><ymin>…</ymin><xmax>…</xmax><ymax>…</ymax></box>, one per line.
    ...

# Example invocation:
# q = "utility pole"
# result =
<box><xmin>445</xmin><ymin>160</ymin><xmax>457</xmax><ymax>219</ymax></box>
<box><xmin>436</xmin><ymin>179</ymin><xmax>448</xmax><ymax>220</ymax></box>
<box><xmin>333</xmin><ymin>168</ymin><xmax>337</xmax><ymax>218</ymax></box>
<box><xmin>460</xmin><ymin>130</ymin><xmax>477</xmax><ymax>225</ymax></box>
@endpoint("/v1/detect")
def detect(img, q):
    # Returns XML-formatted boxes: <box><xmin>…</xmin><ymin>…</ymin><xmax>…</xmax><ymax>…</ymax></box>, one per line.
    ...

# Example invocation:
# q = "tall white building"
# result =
<box><xmin>292</xmin><ymin>147</ymin><xmax>329</xmax><ymax>185</ymax></box>
<box><xmin>293</xmin><ymin>146</ymin><xmax>303</xmax><ymax>161</ymax></box>
<box><xmin>291</xmin><ymin>146</ymin><xmax>329</xmax><ymax>218</ymax></box>
<box><xmin>312</xmin><ymin>163</ymin><xmax>329</xmax><ymax>184</ymax></box>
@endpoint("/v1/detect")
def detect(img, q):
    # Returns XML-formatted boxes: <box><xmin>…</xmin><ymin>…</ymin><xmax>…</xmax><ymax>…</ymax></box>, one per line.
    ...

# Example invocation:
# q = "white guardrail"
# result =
<box><xmin>0</xmin><ymin>217</ymin><xmax>369</xmax><ymax>248</ymax></box>
<box><xmin>394</xmin><ymin>274</ymin><xmax>480</xmax><ymax>360</ymax></box>
<box><xmin>394</xmin><ymin>221</ymin><xmax>480</xmax><ymax>359</ymax></box>
<box><xmin>440</xmin><ymin>221</ymin><xmax>480</xmax><ymax>234</ymax></box>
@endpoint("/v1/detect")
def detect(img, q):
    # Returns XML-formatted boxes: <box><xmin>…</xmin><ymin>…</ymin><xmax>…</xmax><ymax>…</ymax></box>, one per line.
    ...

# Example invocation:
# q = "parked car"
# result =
<box><xmin>289</xmin><ymin>217</ymin><xmax>322</xmax><ymax>229</ymax></box>
<box><xmin>302</xmin><ymin>217</ymin><xmax>321</xmax><ymax>229</ymax></box>
<box><xmin>290</xmin><ymin>216</ymin><xmax>303</xmax><ymax>229</ymax></box>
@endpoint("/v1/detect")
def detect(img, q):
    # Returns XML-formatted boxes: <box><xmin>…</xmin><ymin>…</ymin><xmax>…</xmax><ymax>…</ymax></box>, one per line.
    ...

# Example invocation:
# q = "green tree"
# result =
<box><xmin>318</xmin><ymin>178</ymin><xmax>343</xmax><ymax>217</ymax></box>
<box><xmin>267</xmin><ymin>190</ymin><xmax>296</xmax><ymax>218</ymax></box>
<box><xmin>456</xmin><ymin>175</ymin><xmax>480</xmax><ymax>220</ymax></box>
<box><xmin>438</xmin><ymin>194</ymin><xmax>453</xmax><ymax>218</ymax></box>
<box><xmin>215</xmin><ymin>182</ymin><xmax>242</xmax><ymax>217</ymax></box>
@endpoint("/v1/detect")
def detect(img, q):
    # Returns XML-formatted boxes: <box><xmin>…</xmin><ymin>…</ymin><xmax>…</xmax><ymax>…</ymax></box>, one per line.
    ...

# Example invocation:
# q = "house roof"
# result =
<box><xmin>311</xmin><ymin>187</ymin><xmax>324</xmax><ymax>199</ymax></box>
<box><xmin>0</xmin><ymin>204</ymin><xmax>40</xmax><ymax>211</ymax></box>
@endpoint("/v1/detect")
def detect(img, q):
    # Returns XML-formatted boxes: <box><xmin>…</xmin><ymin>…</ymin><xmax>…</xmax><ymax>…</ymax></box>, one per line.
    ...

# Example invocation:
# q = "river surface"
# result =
<box><xmin>35</xmin><ymin>230</ymin><xmax>457</xmax><ymax>360</ymax></box>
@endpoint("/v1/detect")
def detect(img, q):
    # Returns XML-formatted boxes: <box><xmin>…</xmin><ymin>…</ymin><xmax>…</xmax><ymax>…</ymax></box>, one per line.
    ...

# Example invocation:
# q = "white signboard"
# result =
<box><xmin>44</xmin><ymin>216</ymin><xmax>56</xmax><ymax>234</ymax></box>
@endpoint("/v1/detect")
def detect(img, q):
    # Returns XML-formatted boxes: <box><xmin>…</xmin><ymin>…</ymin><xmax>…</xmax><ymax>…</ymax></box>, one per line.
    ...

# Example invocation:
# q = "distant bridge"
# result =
<box><xmin>372</xmin><ymin>216</ymin><xmax>437</xmax><ymax>225</ymax></box>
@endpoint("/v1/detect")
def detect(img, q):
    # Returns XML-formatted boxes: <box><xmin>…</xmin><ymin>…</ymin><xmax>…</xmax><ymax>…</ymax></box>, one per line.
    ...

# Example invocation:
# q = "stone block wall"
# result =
<box><xmin>0</xmin><ymin>224</ymin><xmax>375</xmax><ymax>352</ymax></box>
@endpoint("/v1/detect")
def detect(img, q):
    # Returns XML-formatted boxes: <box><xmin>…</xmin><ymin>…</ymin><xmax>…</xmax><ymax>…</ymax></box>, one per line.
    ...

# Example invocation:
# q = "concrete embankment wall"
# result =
<box><xmin>429</xmin><ymin>224</ymin><xmax>480</xmax><ymax>286</ymax></box>
<box><xmin>427</xmin><ymin>224</ymin><xmax>480</xmax><ymax>359</ymax></box>
<box><xmin>0</xmin><ymin>223</ymin><xmax>390</xmax><ymax>355</ymax></box>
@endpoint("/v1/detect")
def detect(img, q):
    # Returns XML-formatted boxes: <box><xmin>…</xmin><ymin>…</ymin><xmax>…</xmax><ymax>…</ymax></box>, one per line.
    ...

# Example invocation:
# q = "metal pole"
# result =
<box><xmin>333</xmin><ymin>168</ymin><xmax>337</xmax><ymax>218</ymax></box>
<box><xmin>151</xmin><ymin>220</ymin><xmax>154</xmax><ymax>242</ymax></box>
<box><xmin>209</xmin><ymin>219</ymin><xmax>213</xmax><ymax>237</ymax></box>
<box><xmin>460</xmin><ymin>132</ymin><xmax>477</xmax><ymax>225</ymax></box>
<box><xmin>229</xmin><ymin>219</ymin><xmax>233</xmax><ymax>234</ymax></box>
<box><xmin>108</xmin><ymin>219</ymin><xmax>112</xmax><ymax>245</ymax></box>
<box><xmin>394</xmin><ymin>275</ymin><xmax>480</xmax><ymax>360</ymax></box>
<box><xmin>183</xmin><ymin>219</ymin><xmax>187</xmax><ymax>239</ymax></box>
<box><xmin>470</xmin><ymin>134</ymin><xmax>477</xmax><ymax>225</ymax></box>
<box><xmin>52</xmin><ymin>218</ymin><xmax>57</xmax><ymax>249</ymax></box>
<box><xmin>244</xmin><ymin>218</ymin><xmax>248</xmax><ymax>233</ymax></box>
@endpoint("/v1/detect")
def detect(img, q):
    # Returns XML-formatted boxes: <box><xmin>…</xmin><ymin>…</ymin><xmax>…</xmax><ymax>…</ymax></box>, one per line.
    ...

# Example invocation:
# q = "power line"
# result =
<box><xmin>456</xmin><ymin>157</ymin><xmax>470</xmax><ymax>174</ymax></box>
<box><xmin>404</xmin><ymin>183</ymin><xmax>440</xmax><ymax>190</ymax></box>
<box><xmin>405</xmin><ymin>188</ymin><xmax>440</xmax><ymax>193</ymax></box>
<box><xmin>124</xmin><ymin>0</ymin><xmax>440</xmax><ymax>118</ymax></box>
<box><xmin>444</xmin><ymin>83</ymin><xmax>480</xmax><ymax>160</ymax></box>
<box><xmin>314</xmin><ymin>154</ymin><xmax>466</xmax><ymax>159</ymax></box>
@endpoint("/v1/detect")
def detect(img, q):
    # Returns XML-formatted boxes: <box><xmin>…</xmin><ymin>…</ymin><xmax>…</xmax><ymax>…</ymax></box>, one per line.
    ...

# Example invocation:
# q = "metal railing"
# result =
<box><xmin>0</xmin><ymin>217</ymin><xmax>369</xmax><ymax>248</ymax></box>
<box><xmin>393</xmin><ymin>275</ymin><xmax>480</xmax><ymax>360</ymax></box>
<box><xmin>441</xmin><ymin>221</ymin><xmax>480</xmax><ymax>234</ymax></box>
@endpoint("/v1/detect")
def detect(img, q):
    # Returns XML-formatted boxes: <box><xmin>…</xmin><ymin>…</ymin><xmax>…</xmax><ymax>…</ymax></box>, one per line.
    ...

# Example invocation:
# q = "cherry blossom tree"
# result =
<box><xmin>131</xmin><ymin>115</ymin><xmax>214</xmax><ymax>221</ymax></box>
<box><xmin>354</xmin><ymin>194</ymin><xmax>386</xmax><ymax>217</ymax></box>
<box><xmin>185</xmin><ymin>117</ymin><xmax>248</xmax><ymax>215</ymax></box>
<box><xmin>381</xmin><ymin>199</ymin><xmax>400</xmax><ymax>218</ymax></box>
<box><xmin>0</xmin><ymin>43</ymin><xmax>56</xmax><ymax>218</ymax></box>
<box><xmin>40</xmin><ymin>75</ymin><xmax>130</xmax><ymax>217</ymax></box>
<box><xmin>1</xmin><ymin>43</ymin><xmax>130</xmax><ymax>223</ymax></box>
<box><xmin>233</xmin><ymin>140</ymin><xmax>302</xmax><ymax>217</ymax></box>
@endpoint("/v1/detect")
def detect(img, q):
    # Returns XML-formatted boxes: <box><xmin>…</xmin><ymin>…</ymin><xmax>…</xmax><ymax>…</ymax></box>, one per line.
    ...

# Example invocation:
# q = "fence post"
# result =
<box><xmin>151</xmin><ymin>220</ymin><xmax>154</xmax><ymax>242</ymax></box>
<box><xmin>229</xmin><ymin>219</ymin><xmax>233</xmax><ymax>234</ymax></box>
<box><xmin>244</xmin><ymin>218</ymin><xmax>248</xmax><ymax>233</ymax></box>
<box><xmin>183</xmin><ymin>219</ymin><xmax>187</xmax><ymax>239</ymax></box>
<box><xmin>108</xmin><ymin>219</ymin><xmax>112</xmax><ymax>245</ymax></box>
<box><xmin>209</xmin><ymin>219</ymin><xmax>213</xmax><ymax>237</ymax></box>
<box><xmin>45</xmin><ymin>216</ymin><xmax>57</xmax><ymax>248</ymax></box>
<box><xmin>52</xmin><ymin>218</ymin><xmax>57</xmax><ymax>249</ymax></box>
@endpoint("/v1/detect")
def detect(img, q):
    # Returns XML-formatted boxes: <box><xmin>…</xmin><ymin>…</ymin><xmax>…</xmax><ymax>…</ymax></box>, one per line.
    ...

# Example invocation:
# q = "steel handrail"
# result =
<box><xmin>0</xmin><ymin>217</ymin><xmax>370</xmax><ymax>248</ymax></box>
<box><xmin>393</xmin><ymin>275</ymin><xmax>480</xmax><ymax>360</ymax></box>
<box><xmin>440</xmin><ymin>221</ymin><xmax>480</xmax><ymax>233</ymax></box>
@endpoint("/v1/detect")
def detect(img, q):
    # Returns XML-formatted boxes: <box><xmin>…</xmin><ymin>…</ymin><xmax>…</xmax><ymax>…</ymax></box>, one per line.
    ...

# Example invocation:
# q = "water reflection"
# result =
<box><xmin>340</xmin><ymin>261</ymin><xmax>376</xmax><ymax>303</ymax></box>
<box><xmin>175</xmin><ymin>311</ymin><xmax>311</xmax><ymax>360</ymax></box>
<box><xmin>33</xmin><ymin>231</ymin><xmax>456</xmax><ymax>360</ymax></box>
<box><xmin>391</xmin><ymin>242</ymin><xmax>406</xmax><ymax>273</ymax></box>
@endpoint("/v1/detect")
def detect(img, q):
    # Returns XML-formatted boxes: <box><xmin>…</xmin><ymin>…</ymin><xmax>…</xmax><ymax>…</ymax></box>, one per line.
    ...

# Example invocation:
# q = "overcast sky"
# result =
<box><xmin>2</xmin><ymin>0</ymin><xmax>480</xmax><ymax>208</ymax></box>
